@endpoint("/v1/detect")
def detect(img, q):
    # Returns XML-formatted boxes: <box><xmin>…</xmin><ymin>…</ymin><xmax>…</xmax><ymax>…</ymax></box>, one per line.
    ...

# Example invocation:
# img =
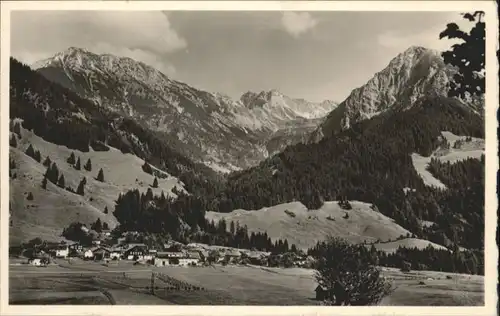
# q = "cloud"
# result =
<box><xmin>10</xmin><ymin>11</ymin><xmax>186</xmax><ymax>75</ymax></box>
<box><xmin>376</xmin><ymin>17</ymin><xmax>470</xmax><ymax>52</ymax></box>
<box><xmin>281</xmin><ymin>12</ymin><xmax>317</xmax><ymax>37</ymax></box>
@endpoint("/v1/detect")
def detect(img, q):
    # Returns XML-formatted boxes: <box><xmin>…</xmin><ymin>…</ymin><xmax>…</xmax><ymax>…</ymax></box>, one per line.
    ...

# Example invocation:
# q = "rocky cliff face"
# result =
<box><xmin>33</xmin><ymin>47</ymin><xmax>337</xmax><ymax>172</ymax></box>
<box><xmin>310</xmin><ymin>46</ymin><xmax>480</xmax><ymax>142</ymax></box>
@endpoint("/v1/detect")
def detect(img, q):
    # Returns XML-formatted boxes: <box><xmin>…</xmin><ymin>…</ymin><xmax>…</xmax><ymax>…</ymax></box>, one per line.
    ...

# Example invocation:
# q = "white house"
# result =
<box><xmin>29</xmin><ymin>258</ymin><xmax>42</xmax><ymax>266</ymax></box>
<box><xmin>179</xmin><ymin>252</ymin><xmax>201</xmax><ymax>266</ymax></box>
<box><xmin>55</xmin><ymin>245</ymin><xmax>69</xmax><ymax>258</ymax></box>
<box><xmin>84</xmin><ymin>249</ymin><xmax>94</xmax><ymax>259</ymax></box>
<box><xmin>154</xmin><ymin>251</ymin><xmax>184</xmax><ymax>267</ymax></box>
<box><xmin>109</xmin><ymin>248</ymin><xmax>122</xmax><ymax>260</ymax></box>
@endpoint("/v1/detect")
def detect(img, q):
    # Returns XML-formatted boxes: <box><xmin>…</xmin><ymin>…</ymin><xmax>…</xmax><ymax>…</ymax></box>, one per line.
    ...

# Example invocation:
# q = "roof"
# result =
<box><xmin>315</xmin><ymin>285</ymin><xmax>327</xmax><ymax>291</ymax></box>
<box><xmin>186</xmin><ymin>251</ymin><xmax>201</xmax><ymax>259</ymax></box>
<box><xmin>123</xmin><ymin>243</ymin><xmax>147</xmax><ymax>252</ymax></box>
<box><xmin>225</xmin><ymin>249</ymin><xmax>241</xmax><ymax>257</ymax></box>
<box><xmin>91</xmin><ymin>247</ymin><xmax>111</xmax><ymax>253</ymax></box>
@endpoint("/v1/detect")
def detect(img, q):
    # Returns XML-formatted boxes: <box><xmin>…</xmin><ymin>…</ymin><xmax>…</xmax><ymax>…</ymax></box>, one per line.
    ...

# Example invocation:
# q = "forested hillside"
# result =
<box><xmin>10</xmin><ymin>58</ymin><xmax>222</xmax><ymax>197</ymax></box>
<box><xmin>140</xmin><ymin>96</ymin><xmax>484</xmax><ymax>250</ymax></box>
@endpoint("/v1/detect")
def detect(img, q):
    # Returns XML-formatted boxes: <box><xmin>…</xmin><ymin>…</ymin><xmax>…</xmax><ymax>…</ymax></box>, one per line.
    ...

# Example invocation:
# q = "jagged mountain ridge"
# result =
<box><xmin>33</xmin><ymin>47</ymin><xmax>337</xmax><ymax>172</ymax></box>
<box><xmin>309</xmin><ymin>46</ymin><xmax>483</xmax><ymax>143</ymax></box>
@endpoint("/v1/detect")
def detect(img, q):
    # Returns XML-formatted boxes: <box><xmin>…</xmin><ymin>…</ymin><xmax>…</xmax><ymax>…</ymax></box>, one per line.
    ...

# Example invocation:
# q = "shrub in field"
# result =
<box><xmin>314</xmin><ymin>236</ymin><xmax>393</xmax><ymax>306</ymax></box>
<box><xmin>401</xmin><ymin>261</ymin><xmax>412</xmax><ymax>272</ymax></box>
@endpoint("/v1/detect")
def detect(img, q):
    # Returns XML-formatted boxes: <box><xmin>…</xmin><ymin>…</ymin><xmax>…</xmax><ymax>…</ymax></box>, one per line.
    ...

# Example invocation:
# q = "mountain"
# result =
<box><xmin>9</xmin><ymin>57</ymin><xmax>222</xmax><ymax>243</ymax></box>
<box><xmin>309</xmin><ymin>46</ymin><xmax>482</xmax><ymax>143</ymax></box>
<box><xmin>32</xmin><ymin>47</ymin><xmax>337</xmax><ymax>172</ymax></box>
<box><xmin>196</xmin><ymin>94</ymin><xmax>485</xmax><ymax>251</ymax></box>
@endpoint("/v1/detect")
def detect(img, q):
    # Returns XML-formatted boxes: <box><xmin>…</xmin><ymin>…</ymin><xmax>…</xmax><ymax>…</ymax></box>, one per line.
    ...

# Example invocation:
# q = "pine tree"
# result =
<box><xmin>152</xmin><ymin>177</ymin><xmax>159</xmax><ymax>188</ymax></box>
<box><xmin>34</xmin><ymin>150</ymin><xmax>42</xmax><ymax>163</ymax></box>
<box><xmin>25</xmin><ymin>144</ymin><xmax>35</xmax><ymax>159</ymax></box>
<box><xmin>142</xmin><ymin>161</ymin><xmax>153</xmax><ymax>174</ymax></box>
<box><xmin>75</xmin><ymin>157</ymin><xmax>81</xmax><ymax>170</ymax></box>
<box><xmin>97</xmin><ymin>168</ymin><xmax>104</xmax><ymax>182</ymax></box>
<box><xmin>27</xmin><ymin>192</ymin><xmax>34</xmax><ymax>200</ymax></box>
<box><xmin>10</xmin><ymin>134</ymin><xmax>17</xmax><ymax>147</ymax></box>
<box><xmin>92</xmin><ymin>218</ymin><xmax>102</xmax><ymax>233</ymax></box>
<box><xmin>76</xmin><ymin>178</ymin><xmax>85</xmax><ymax>196</ymax></box>
<box><xmin>104</xmin><ymin>206</ymin><xmax>109</xmax><ymax>214</ymax></box>
<box><xmin>57</xmin><ymin>174</ymin><xmax>65</xmax><ymax>188</ymax></box>
<box><xmin>84</xmin><ymin>158</ymin><xmax>92</xmax><ymax>171</ymax></box>
<box><xmin>43</xmin><ymin>156</ymin><xmax>51</xmax><ymax>167</ymax></box>
<box><xmin>67</xmin><ymin>152</ymin><xmax>76</xmax><ymax>165</ymax></box>
<box><xmin>103</xmin><ymin>221</ymin><xmax>109</xmax><ymax>231</ymax></box>
<box><xmin>13</xmin><ymin>122</ymin><xmax>22</xmax><ymax>138</ymax></box>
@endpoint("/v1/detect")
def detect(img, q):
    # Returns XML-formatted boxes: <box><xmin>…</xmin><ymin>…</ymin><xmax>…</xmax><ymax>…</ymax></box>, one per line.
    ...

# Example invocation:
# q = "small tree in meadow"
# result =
<box><xmin>96</xmin><ymin>168</ymin><xmax>104</xmax><ymax>182</ymax></box>
<box><xmin>67</xmin><ymin>152</ymin><xmax>76</xmax><ymax>165</ymax></box>
<box><xmin>84</xmin><ymin>158</ymin><xmax>92</xmax><ymax>171</ymax></box>
<box><xmin>314</xmin><ymin>236</ymin><xmax>393</xmax><ymax>305</ymax></box>
<box><xmin>75</xmin><ymin>157</ymin><xmax>81</xmax><ymax>170</ymax></box>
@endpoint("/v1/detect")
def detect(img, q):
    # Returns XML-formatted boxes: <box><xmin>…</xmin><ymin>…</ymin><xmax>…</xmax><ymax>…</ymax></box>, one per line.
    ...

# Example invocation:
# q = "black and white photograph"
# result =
<box><xmin>1</xmin><ymin>0</ymin><xmax>497</xmax><ymax>313</ymax></box>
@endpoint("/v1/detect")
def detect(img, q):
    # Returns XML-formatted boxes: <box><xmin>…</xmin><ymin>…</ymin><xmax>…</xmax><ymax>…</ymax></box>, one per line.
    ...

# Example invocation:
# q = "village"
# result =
<box><xmin>14</xmin><ymin>229</ymin><xmax>316</xmax><ymax>270</ymax></box>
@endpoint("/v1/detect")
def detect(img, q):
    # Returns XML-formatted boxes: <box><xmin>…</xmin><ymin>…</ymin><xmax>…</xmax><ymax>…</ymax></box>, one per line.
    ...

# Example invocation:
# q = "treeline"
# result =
<box><xmin>9</xmin><ymin>57</ymin><xmax>222</xmax><ymax>197</ymax></box>
<box><xmin>112</xmin><ymin>188</ymin><xmax>298</xmax><ymax>253</ymax></box>
<box><xmin>307</xmin><ymin>241</ymin><xmax>484</xmax><ymax>275</ymax></box>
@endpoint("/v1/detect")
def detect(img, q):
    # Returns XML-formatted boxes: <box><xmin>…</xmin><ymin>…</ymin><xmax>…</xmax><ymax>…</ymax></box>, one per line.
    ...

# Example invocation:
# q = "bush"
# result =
<box><xmin>314</xmin><ymin>236</ymin><xmax>393</xmax><ymax>305</ymax></box>
<box><xmin>400</xmin><ymin>261</ymin><xmax>412</xmax><ymax>272</ymax></box>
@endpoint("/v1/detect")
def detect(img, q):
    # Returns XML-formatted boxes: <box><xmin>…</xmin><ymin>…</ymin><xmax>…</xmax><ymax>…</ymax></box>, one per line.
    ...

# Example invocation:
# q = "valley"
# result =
<box><xmin>8</xmin><ymin>16</ymin><xmax>486</xmax><ymax>307</ymax></box>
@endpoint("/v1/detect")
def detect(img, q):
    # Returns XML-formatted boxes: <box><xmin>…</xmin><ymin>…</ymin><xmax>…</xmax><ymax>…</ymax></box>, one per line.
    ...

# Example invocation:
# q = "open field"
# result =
<box><xmin>411</xmin><ymin>131</ymin><xmax>484</xmax><ymax>190</ymax></box>
<box><xmin>9</xmin><ymin>260</ymin><xmax>484</xmax><ymax>306</ymax></box>
<box><xmin>206</xmin><ymin>200</ymin><xmax>415</xmax><ymax>250</ymax></box>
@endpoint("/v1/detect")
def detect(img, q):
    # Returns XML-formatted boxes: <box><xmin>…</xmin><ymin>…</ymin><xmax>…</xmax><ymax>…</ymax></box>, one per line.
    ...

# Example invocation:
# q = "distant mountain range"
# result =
<box><xmin>10</xmin><ymin>44</ymin><xmax>484</xmax><ymax>257</ymax></box>
<box><xmin>33</xmin><ymin>47</ymin><xmax>338</xmax><ymax>172</ymax></box>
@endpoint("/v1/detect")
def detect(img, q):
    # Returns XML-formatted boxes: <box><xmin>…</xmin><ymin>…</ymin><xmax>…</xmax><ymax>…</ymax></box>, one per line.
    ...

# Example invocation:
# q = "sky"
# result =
<box><xmin>10</xmin><ymin>10</ymin><xmax>466</xmax><ymax>102</ymax></box>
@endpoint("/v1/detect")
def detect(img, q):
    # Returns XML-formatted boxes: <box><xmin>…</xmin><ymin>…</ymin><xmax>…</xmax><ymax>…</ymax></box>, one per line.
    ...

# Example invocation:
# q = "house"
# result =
<box><xmin>123</xmin><ymin>243</ymin><xmax>148</xmax><ymax>260</ymax></box>
<box><xmin>315</xmin><ymin>285</ymin><xmax>331</xmax><ymax>301</ymax></box>
<box><xmin>179</xmin><ymin>251</ymin><xmax>200</xmax><ymax>266</ymax></box>
<box><xmin>54</xmin><ymin>245</ymin><xmax>69</xmax><ymax>258</ymax></box>
<box><xmin>224</xmin><ymin>249</ymin><xmax>241</xmax><ymax>263</ymax></box>
<box><xmin>28</xmin><ymin>258</ymin><xmax>42</xmax><ymax>266</ymax></box>
<box><xmin>109</xmin><ymin>248</ymin><xmax>122</xmax><ymax>260</ymax></box>
<box><xmin>154</xmin><ymin>251</ymin><xmax>183</xmax><ymax>266</ymax></box>
<box><xmin>84</xmin><ymin>249</ymin><xmax>94</xmax><ymax>259</ymax></box>
<box><xmin>92</xmin><ymin>247</ymin><xmax>111</xmax><ymax>261</ymax></box>
<box><xmin>68</xmin><ymin>242</ymin><xmax>84</xmax><ymax>253</ymax></box>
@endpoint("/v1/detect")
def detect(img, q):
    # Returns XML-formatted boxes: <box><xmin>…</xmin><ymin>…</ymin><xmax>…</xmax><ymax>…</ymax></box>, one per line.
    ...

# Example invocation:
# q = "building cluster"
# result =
<box><xmin>23</xmin><ymin>235</ymin><xmax>314</xmax><ymax>269</ymax></box>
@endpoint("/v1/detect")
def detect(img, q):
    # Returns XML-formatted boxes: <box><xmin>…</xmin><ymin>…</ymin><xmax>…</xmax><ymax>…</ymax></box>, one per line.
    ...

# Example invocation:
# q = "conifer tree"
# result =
<box><xmin>67</xmin><ymin>152</ymin><xmax>76</xmax><ymax>165</ymax></box>
<box><xmin>10</xmin><ymin>134</ymin><xmax>17</xmax><ymax>147</ymax></box>
<box><xmin>58</xmin><ymin>174</ymin><xmax>65</xmax><ymax>188</ymax></box>
<box><xmin>13</xmin><ymin>122</ymin><xmax>22</xmax><ymax>138</ymax></box>
<box><xmin>34</xmin><ymin>150</ymin><xmax>42</xmax><ymax>163</ymax></box>
<box><xmin>25</xmin><ymin>144</ymin><xmax>35</xmax><ymax>159</ymax></box>
<box><xmin>76</xmin><ymin>178</ymin><xmax>85</xmax><ymax>196</ymax></box>
<box><xmin>27</xmin><ymin>192</ymin><xmax>34</xmax><ymax>200</ymax></box>
<box><xmin>104</xmin><ymin>206</ymin><xmax>109</xmax><ymax>214</ymax></box>
<box><xmin>75</xmin><ymin>157</ymin><xmax>81</xmax><ymax>170</ymax></box>
<box><xmin>43</xmin><ymin>156</ymin><xmax>51</xmax><ymax>167</ymax></box>
<box><xmin>152</xmin><ymin>177</ymin><xmax>159</xmax><ymax>188</ymax></box>
<box><xmin>97</xmin><ymin>168</ymin><xmax>104</xmax><ymax>182</ymax></box>
<box><xmin>84</xmin><ymin>158</ymin><xmax>92</xmax><ymax>171</ymax></box>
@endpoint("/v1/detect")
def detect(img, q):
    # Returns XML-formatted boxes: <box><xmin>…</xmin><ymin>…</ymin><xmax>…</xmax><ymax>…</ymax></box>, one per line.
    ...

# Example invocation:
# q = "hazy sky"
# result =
<box><xmin>11</xmin><ymin>11</ymin><xmax>465</xmax><ymax>102</ymax></box>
